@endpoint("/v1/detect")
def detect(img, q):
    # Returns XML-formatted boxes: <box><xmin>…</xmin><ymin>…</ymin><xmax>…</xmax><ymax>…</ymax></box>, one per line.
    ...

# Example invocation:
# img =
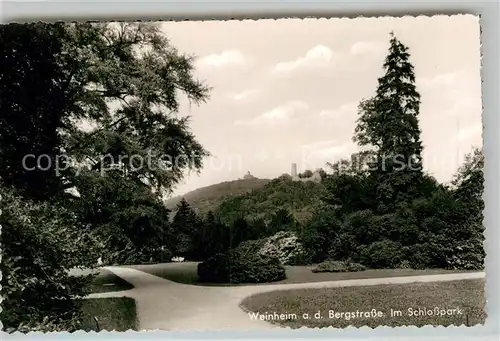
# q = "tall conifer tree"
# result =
<box><xmin>354</xmin><ymin>32</ymin><xmax>424</xmax><ymax>212</ymax></box>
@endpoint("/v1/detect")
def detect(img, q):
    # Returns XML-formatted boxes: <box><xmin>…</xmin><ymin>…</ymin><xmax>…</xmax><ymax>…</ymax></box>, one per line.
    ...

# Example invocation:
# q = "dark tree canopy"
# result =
<box><xmin>0</xmin><ymin>23</ymin><xmax>70</xmax><ymax>200</ymax></box>
<box><xmin>298</xmin><ymin>169</ymin><xmax>313</xmax><ymax>178</ymax></box>
<box><xmin>1</xmin><ymin>22</ymin><xmax>211</xmax><ymax>200</ymax></box>
<box><xmin>1</xmin><ymin>20</ymin><xmax>213</xmax><ymax>268</ymax></box>
<box><xmin>354</xmin><ymin>32</ymin><xmax>423</xmax><ymax>162</ymax></box>
<box><xmin>171</xmin><ymin>198</ymin><xmax>202</xmax><ymax>257</ymax></box>
<box><xmin>0</xmin><ymin>22</ymin><xmax>213</xmax><ymax>331</ymax></box>
<box><xmin>353</xmin><ymin>33</ymin><xmax>426</xmax><ymax>213</ymax></box>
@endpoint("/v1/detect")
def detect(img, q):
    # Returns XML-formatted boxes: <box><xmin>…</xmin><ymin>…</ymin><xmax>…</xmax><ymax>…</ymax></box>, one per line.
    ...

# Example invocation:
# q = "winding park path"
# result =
<box><xmin>87</xmin><ymin>265</ymin><xmax>485</xmax><ymax>331</ymax></box>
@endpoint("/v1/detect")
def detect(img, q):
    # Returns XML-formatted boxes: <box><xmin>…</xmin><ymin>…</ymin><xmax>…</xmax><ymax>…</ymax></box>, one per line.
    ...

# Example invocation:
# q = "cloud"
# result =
<box><xmin>312</xmin><ymin>144</ymin><xmax>351</xmax><ymax>158</ymax></box>
<box><xmin>272</xmin><ymin>45</ymin><xmax>335</xmax><ymax>74</ymax></box>
<box><xmin>305</xmin><ymin>141</ymin><xmax>357</xmax><ymax>159</ymax></box>
<box><xmin>442</xmin><ymin>96</ymin><xmax>481</xmax><ymax>118</ymax></box>
<box><xmin>302</xmin><ymin>140</ymin><xmax>339</xmax><ymax>150</ymax></box>
<box><xmin>417</xmin><ymin>70</ymin><xmax>478</xmax><ymax>102</ymax></box>
<box><xmin>417</xmin><ymin>72</ymin><xmax>459</xmax><ymax>90</ymax></box>
<box><xmin>234</xmin><ymin>101</ymin><xmax>309</xmax><ymax>126</ymax></box>
<box><xmin>272</xmin><ymin>41</ymin><xmax>388</xmax><ymax>75</ymax></box>
<box><xmin>418</xmin><ymin>70</ymin><xmax>482</xmax><ymax>120</ymax></box>
<box><xmin>319</xmin><ymin>102</ymin><xmax>358</xmax><ymax>118</ymax></box>
<box><xmin>349</xmin><ymin>41</ymin><xmax>386</xmax><ymax>56</ymax></box>
<box><xmin>229</xmin><ymin>89</ymin><xmax>259</xmax><ymax>102</ymax></box>
<box><xmin>196</xmin><ymin>49</ymin><xmax>248</xmax><ymax>69</ymax></box>
<box><xmin>458</xmin><ymin>123</ymin><xmax>482</xmax><ymax>142</ymax></box>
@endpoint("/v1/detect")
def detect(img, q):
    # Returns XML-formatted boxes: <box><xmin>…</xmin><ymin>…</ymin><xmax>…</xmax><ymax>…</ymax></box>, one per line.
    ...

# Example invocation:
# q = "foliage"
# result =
<box><xmin>192</xmin><ymin>210</ymin><xmax>230</xmax><ymax>260</ymax></box>
<box><xmin>260</xmin><ymin>231</ymin><xmax>307</xmax><ymax>265</ymax></box>
<box><xmin>70</xmin><ymin>169</ymin><xmax>173</xmax><ymax>265</ymax></box>
<box><xmin>451</xmin><ymin>147</ymin><xmax>484</xmax><ymax>208</ymax></box>
<box><xmin>0</xmin><ymin>187</ymin><xmax>102</xmax><ymax>332</ymax></box>
<box><xmin>229</xmin><ymin>240</ymin><xmax>287</xmax><ymax>284</ymax></box>
<box><xmin>192</xmin><ymin>34</ymin><xmax>484</xmax><ymax>275</ymax></box>
<box><xmin>297</xmin><ymin>34</ymin><xmax>484</xmax><ymax>271</ymax></box>
<box><xmin>229</xmin><ymin>216</ymin><xmax>256</xmax><ymax>248</ymax></box>
<box><xmin>268</xmin><ymin>208</ymin><xmax>298</xmax><ymax>235</ymax></box>
<box><xmin>59</xmin><ymin>22</ymin><xmax>210</xmax><ymax>191</ymax></box>
<box><xmin>0</xmin><ymin>21</ymin><xmax>211</xmax><ymax>330</ymax></box>
<box><xmin>167</xmin><ymin>174</ymin><xmax>327</xmax><ymax>264</ymax></box>
<box><xmin>398</xmin><ymin>260</ymin><xmax>412</xmax><ymax>269</ymax></box>
<box><xmin>299</xmin><ymin>205</ymin><xmax>342</xmax><ymax>263</ymax></box>
<box><xmin>165</xmin><ymin>178</ymin><xmax>271</xmax><ymax>214</ymax></box>
<box><xmin>298</xmin><ymin>170</ymin><xmax>313</xmax><ymax>178</ymax></box>
<box><xmin>311</xmin><ymin>261</ymin><xmax>366</xmax><ymax>273</ymax></box>
<box><xmin>196</xmin><ymin>253</ymin><xmax>231</xmax><ymax>283</ymax></box>
<box><xmin>217</xmin><ymin>177</ymin><xmax>326</xmax><ymax>226</ymax></box>
<box><xmin>447</xmin><ymin>147</ymin><xmax>485</xmax><ymax>270</ymax></box>
<box><xmin>346</xmin><ymin>262</ymin><xmax>368</xmax><ymax>272</ymax></box>
<box><xmin>170</xmin><ymin>198</ymin><xmax>202</xmax><ymax>258</ymax></box>
<box><xmin>311</xmin><ymin>261</ymin><xmax>347</xmax><ymax>273</ymax></box>
<box><xmin>353</xmin><ymin>32</ymin><xmax>426</xmax><ymax>214</ymax></box>
<box><xmin>197</xmin><ymin>240</ymin><xmax>286</xmax><ymax>284</ymax></box>
<box><xmin>0</xmin><ymin>23</ymin><xmax>69</xmax><ymax>200</ymax></box>
<box><xmin>358</xmin><ymin>240</ymin><xmax>404</xmax><ymax>269</ymax></box>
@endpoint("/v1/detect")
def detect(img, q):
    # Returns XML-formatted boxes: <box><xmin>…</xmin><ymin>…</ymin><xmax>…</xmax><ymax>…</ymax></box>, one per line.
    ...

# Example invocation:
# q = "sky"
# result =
<box><xmin>160</xmin><ymin>15</ymin><xmax>482</xmax><ymax>197</ymax></box>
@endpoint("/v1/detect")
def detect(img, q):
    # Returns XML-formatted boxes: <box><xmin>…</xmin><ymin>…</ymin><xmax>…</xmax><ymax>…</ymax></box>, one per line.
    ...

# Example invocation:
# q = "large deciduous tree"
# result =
<box><xmin>60</xmin><ymin>22</ymin><xmax>211</xmax><ymax>193</ymax></box>
<box><xmin>0</xmin><ymin>22</ymin><xmax>211</xmax><ymax>330</ymax></box>
<box><xmin>2</xmin><ymin>22</ymin><xmax>210</xmax><ymax>199</ymax></box>
<box><xmin>0</xmin><ymin>23</ymin><xmax>71</xmax><ymax>200</ymax></box>
<box><xmin>59</xmin><ymin>23</ymin><xmax>211</xmax><ymax>260</ymax></box>
<box><xmin>2</xmin><ymin>21</ymin><xmax>212</xmax><ymax>259</ymax></box>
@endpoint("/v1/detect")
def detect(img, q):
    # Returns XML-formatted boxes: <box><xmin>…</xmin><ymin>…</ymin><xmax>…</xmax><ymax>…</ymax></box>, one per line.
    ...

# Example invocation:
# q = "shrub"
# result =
<box><xmin>328</xmin><ymin>233</ymin><xmax>358</xmax><ymax>261</ymax></box>
<box><xmin>346</xmin><ymin>262</ymin><xmax>367</xmax><ymax>272</ymax></box>
<box><xmin>0</xmin><ymin>187</ymin><xmax>102</xmax><ymax>332</ymax></box>
<box><xmin>229</xmin><ymin>240</ymin><xmax>286</xmax><ymax>283</ymax></box>
<box><xmin>398</xmin><ymin>260</ymin><xmax>412</xmax><ymax>269</ymax></box>
<box><xmin>197</xmin><ymin>240</ymin><xmax>286</xmax><ymax>284</ymax></box>
<box><xmin>311</xmin><ymin>261</ymin><xmax>347</xmax><ymax>272</ymax></box>
<box><xmin>312</xmin><ymin>261</ymin><xmax>347</xmax><ymax>273</ymax></box>
<box><xmin>407</xmin><ymin>241</ymin><xmax>449</xmax><ymax>269</ymax></box>
<box><xmin>300</xmin><ymin>206</ymin><xmax>342</xmax><ymax>263</ymax></box>
<box><xmin>235</xmin><ymin>238</ymin><xmax>266</xmax><ymax>254</ymax></box>
<box><xmin>311</xmin><ymin>260</ymin><xmax>366</xmax><ymax>273</ymax></box>
<box><xmin>445</xmin><ymin>239</ymin><xmax>485</xmax><ymax>270</ymax></box>
<box><xmin>152</xmin><ymin>247</ymin><xmax>174</xmax><ymax>263</ymax></box>
<box><xmin>260</xmin><ymin>231</ymin><xmax>307</xmax><ymax>265</ymax></box>
<box><xmin>197</xmin><ymin>253</ymin><xmax>231</xmax><ymax>283</ymax></box>
<box><xmin>358</xmin><ymin>240</ymin><xmax>403</xmax><ymax>268</ymax></box>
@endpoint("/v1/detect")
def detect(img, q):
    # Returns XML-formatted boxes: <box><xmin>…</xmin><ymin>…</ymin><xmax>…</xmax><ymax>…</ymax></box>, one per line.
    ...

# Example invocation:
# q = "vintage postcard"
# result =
<box><xmin>0</xmin><ymin>15</ymin><xmax>485</xmax><ymax>333</ymax></box>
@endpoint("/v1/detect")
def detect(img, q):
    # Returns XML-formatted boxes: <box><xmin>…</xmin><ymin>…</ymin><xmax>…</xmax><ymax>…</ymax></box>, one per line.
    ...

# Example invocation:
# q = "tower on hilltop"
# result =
<box><xmin>291</xmin><ymin>163</ymin><xmax>298</xmax><ymax>179</ymax></box>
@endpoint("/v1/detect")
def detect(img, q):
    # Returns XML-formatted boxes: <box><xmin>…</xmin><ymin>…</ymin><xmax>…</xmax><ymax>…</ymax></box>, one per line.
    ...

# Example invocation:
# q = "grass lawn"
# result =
<box><xmin>240</xmin><ymin>279</ymin><xmax>485</xmax><ymax>328</ymax></box>
<box><xmin>79</xmin><ymin>298</ymin><xmax>137</xmax><ymax>331</ymax></box>
<box><xmin>127</xmin><ymin>262</ymin><xmax>473</xmax><ymax>287</ymax></box>
<box><xmin>128</xmin><ymin>262</ymin><xmax>201</xmax><ymax>284</ymax></box>
<box><xmin>91</xmin><ymin>268</ymin><xmax>134</xmax><ymax>293</ymax></box>
<box><xmin>73</xmin><ymin>269</ymin><xmax>137</xmax><ymax>331</ymax></box>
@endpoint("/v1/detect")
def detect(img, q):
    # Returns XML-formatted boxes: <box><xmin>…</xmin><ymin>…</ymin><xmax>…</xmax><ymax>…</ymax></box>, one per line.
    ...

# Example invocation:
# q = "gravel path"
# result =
<box><xmin>87</xmin><ymin>266</ymin><xmax>484</xmax><ymax>331</ymax></box>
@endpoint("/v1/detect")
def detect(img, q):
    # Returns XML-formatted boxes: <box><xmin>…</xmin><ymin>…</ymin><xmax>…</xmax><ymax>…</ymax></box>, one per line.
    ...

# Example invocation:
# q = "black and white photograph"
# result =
<box><xmin>0</xmin><ymin>15</ymin><xmax>485</xmax><ymax>332</ymax></box>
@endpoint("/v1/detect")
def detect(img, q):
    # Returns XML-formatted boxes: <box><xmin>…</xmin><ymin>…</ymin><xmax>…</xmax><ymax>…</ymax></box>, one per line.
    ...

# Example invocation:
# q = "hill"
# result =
<box><xmin>164</xmin><ymin>178</ymin><xmax>271</xmax><ymax>214</ymax></box>
<box><xmin>215</xmin><ymin>175</ymin><xmax>327</xmax><ymax>225</ymax></box>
